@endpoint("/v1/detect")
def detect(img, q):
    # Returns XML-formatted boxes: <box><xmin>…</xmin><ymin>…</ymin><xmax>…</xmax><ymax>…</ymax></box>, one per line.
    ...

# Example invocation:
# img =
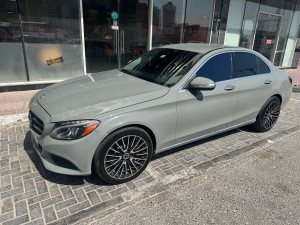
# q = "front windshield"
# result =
<box><xmin>121</xmin><ymin>48</ymin><xmax>202</xmax><ymax>87</ymax></box>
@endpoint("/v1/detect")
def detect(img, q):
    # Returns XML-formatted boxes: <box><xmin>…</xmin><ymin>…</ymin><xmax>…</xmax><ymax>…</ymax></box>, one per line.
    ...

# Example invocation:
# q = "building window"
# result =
<box><xmin>152</xmin><ymin>0</ymin><xmax>184</xmax><ymax>46</ymax></box>
<box><xmin>18</xmin><ymin>0</ymin><xmax>84</xmax><ymax>81</ymax></box>
<box><xmin>0</xmin><ymin>0</ymin><xmax>27</xmax><ymax>83</ymax></box>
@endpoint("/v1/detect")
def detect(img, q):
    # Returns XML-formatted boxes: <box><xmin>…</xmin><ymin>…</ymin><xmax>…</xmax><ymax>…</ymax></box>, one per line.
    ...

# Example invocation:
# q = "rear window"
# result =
<box><xmin>234</xmin><ymin>52</ymin><xmax>259</xmax><ymax>78</ymax></box>
<box><xmin>257</xmin><ymin>56</ymin><xmax>271</xmax><ymax>74</ymax></box>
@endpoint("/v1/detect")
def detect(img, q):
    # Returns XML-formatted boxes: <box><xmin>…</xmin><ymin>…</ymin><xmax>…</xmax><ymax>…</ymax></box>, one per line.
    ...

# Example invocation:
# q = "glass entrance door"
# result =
<box><xmin>253</xmin><ymin>12</ymin><xmax>282</xmax><ymax>62</ymax></box>
<box><xmin>83</xmin><ymin>0</ymin><xmax>148</xmax><ymax>73</ymax></box>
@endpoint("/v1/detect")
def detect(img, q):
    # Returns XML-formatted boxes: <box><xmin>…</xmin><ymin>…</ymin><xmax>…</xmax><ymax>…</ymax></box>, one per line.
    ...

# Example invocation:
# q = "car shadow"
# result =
<box><xmin>23</xmin><ymin>131</ymin><xmax>109</xmax><ymax>186</ymax></box>
<box><xmin>189</xmin><ymin>89</ymin><xmax>203</xmax><ymax>101</ymax></box>
<box><xmin>152</xmin><ymin>128</ymin><xmax>242</xmax><ymax>160</ymax></box>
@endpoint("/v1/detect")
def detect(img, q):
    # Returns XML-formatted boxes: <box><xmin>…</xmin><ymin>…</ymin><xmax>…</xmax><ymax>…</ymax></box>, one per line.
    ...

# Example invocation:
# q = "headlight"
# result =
<box><xmin>50</xmin><ymin>120</ymin><xmax>100</xmax><ymax>140</ymax></box>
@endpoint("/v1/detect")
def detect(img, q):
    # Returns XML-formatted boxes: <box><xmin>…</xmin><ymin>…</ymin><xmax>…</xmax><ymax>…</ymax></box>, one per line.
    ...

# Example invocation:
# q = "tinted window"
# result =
<box><xmin>235</xmin><ymin>52</ymin><xmax>259</xmax><ymax>77</ymax></box>
<box><xmin>122</xmin><ymin>48</ymin><xmax>202</xmax><ymax>87</ymax></box>
<box><xmin>257</xmin><ymin>56</ymin><xmax>271</xmax><ymax>74</ymax></box>
<box><xmin>196</xmin><ymin>53</ymin><xmax>232</xmax><ymax>82</ymax></box>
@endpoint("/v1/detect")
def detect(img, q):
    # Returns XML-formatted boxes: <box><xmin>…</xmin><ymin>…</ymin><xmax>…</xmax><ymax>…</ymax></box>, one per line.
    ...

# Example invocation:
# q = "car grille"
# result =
<box><xmin>29</xmin><ymin>111</ymin><xmax>44</xmax><ymax>135</ymax></box>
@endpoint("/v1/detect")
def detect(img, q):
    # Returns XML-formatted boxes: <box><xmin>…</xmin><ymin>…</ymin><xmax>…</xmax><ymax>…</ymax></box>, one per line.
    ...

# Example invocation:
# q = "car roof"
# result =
<box><xmin>159</xmin><ymin>43</ymin><xmax>249</xmax><ymax>54</ymax></box>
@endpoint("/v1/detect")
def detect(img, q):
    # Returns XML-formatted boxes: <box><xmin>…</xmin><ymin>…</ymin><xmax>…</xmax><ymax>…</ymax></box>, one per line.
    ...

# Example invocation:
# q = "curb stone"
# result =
<box><xmin>0</xmin><ymin>113</ymin><xmax>28</xmax><ymax>126</ymax></box>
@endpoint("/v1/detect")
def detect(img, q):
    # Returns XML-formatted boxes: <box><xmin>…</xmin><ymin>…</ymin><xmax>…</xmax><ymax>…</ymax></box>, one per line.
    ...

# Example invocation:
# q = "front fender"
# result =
<box><xmin>97</xmin><ymin>103</ymin><xmax>177</xmax><ymax>153</ymax></box>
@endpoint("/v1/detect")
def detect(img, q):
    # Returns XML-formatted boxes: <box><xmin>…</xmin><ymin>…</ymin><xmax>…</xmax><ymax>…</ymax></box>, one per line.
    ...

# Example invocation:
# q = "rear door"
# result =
<box><xmin>176</xmin><ymin>52</ymin><xmax>239</xmax><ymax>144</ymax></box>
<box><xmin>232</xmin><ymin>52</ymin><xmax>275</xmax><ymax>125</ymax></box>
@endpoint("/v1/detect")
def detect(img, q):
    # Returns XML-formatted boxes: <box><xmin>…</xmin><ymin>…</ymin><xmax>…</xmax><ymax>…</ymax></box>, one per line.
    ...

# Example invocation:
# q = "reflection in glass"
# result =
<box><xmin>259</xmin><ymin>0</ymin><xmax>285</xmax><ymax>15</ymax></box>
<box><xmin>83</xmin><ymin>0</ymin><xmax>119</xmax><ymax>73</ymax></box>
<box><xmin>152</xmin><ymin>0</ymin><xmax>184</xmax><ymax>46</ymax></box>
<box><xmin>18</xmin><ymin>0</ymin><xmax>84</xmax><ymax>81</ymax></box>
<box><xmin>274</xmin><ymin>0</ymin><xmax>297</xmax><ymax>66</ymax></box>
<box><xmin>122</xmin><ymin>48</ymin><xmax>201</xmax><ymax>87</ymax></box>
<box><xmin>0</xmin><ymin>0</ymin><xmax>27</xmax><ymax>82</ymax></box>
<box><xmin>240</xmin><ymin>0</ymin><xmax>260</xmax><ymax>48</ymax></box>
<box><xmin>253</xmin><ymin>13</ymin><xmax>281</xmax><ymax>61</ymax></box>
<box><xmin>83</xmin><ymin>0</ymin><xmax>148</xmax><ymax>73</ymax></box>
<box><xmin>290</xmin><ymin>0</ymin><xmax>300</xmax><ymax>67</ymax></box>
<box><xmin>119</xmin><ymin>0</ymin><xmax>148</xmax><ymax>67</ymax></box>
<box><xmin>210</xmin><ymin>0</ymin><xmax>230</xmax><ymax>44</ymax></box>
<box><xmin>184</xmin><ymin>0</ymin><xmax>214</xmax><ymax>43</ymax></box>
<box><xmin>240</xmin><ymin>0</ymin><xmax>299</xmax><ymax>66</ymax></box>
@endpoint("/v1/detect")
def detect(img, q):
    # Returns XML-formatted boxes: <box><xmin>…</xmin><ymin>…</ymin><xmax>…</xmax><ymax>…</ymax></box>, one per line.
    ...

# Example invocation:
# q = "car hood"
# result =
<box><xmin>36</xmin><ymin>70</ymin><xmax>169</xmax><ymax>122</ymax></box>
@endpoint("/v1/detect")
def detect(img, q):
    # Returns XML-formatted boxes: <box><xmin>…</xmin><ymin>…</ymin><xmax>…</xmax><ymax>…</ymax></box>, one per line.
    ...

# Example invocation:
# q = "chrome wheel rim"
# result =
<box><xmin>104</xmin><ymin>135</ymin><xmax>149</xmax><ymax>180</ymax></box>
<box><xmin>263</xmin><ymin>101</ymin><xmax>280</xmax><ymax>129</ymax></box>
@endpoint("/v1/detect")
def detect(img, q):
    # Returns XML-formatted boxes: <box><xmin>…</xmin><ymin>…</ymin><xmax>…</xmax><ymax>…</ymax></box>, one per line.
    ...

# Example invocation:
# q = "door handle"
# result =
<box><xmin>224</xmin><ymin>85</ymin><xmax>235</xmax><ymax>91</ymax></box>
<box><xmin>264</xmin><ymin>79</ymin><xmax>272</xmax><ymax>84</ymax></box>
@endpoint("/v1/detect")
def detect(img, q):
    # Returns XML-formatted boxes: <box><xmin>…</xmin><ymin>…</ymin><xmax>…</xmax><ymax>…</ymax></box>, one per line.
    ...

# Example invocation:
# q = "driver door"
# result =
<box><xmin>176</xmin><ymin>52</ymin><xmax>238</xmax><ymax>144</ymax></box>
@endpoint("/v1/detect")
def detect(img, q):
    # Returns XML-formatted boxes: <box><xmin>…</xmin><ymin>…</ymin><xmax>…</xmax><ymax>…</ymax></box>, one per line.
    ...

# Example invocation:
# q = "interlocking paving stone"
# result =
<box><xmin>125</xmin><ymin>181</ymin><xmax>137</xmax><ymax>190</ymax></box>
<box><xmin>27</xmin><ymin>193</ymin><xmax>50</xmax><ymax>205</ymax></box>
<box><xmin>1</xmin><ymin>187</ymin><xmax>23</xmax><ymax>199</ymax></box>
<box><xmin>99</xmin><ymin>193</ymin><xmax>111</xmax><ymax>202</ymax></box>
<box><xmin>36</xmin><ymin>181</ymin><xmax>48</xmax><ymax>194</ymax></box>
<box><xmin>87</xmin><ymin>191</ymin><xmax>101</xmax><ymax>205</ymax></box>
<box><xmin>68</xmin><ymin>200</ymin><xmax>91</xmax><ymax>214</ymax></box>
<box><xmin>41</xmin><ymin>195</ymin><xmax>63</xmax><ymax>208</ymax></box>
<box><xmin>14</xmin><ymin>190</ymin><xmax>37</xmax><ymax>203</ymax></box>
<box><xmin>56</xmin><ymin>208</ymin><xmax>69</xmax><ymax>219</ymax></box>
<box><xmin>0</xmin><ymin>212</ymin><xmax>14</xmax><ymax>223</ymax></box>
<box><xmin>47</xmin><ymin>185</ymin><xmax>59</xmax><ymax>197</ymax></box>
<box><xmin>109</xmin><ymin>186</ymin><xmax>129</xmax><ymax>198</ymax></box>
<box><xmin>54</xmin><ymin>198</ymin><xmax>77</xmax><ymax>211</ymax></box>
<box><xmin>1</xmin><ymin>197</ymin><xmax>13</xmax><ymax>214</ymax></box>
<box><xmin>24</xmin><ymin>179</ymin><xmax>35</xmax><ymax>192</ymax></box>
<box><xmin>43</xmin><ymin>206</ymin><xmax>57</xmax><ymax>224</ymax></box>
<box><xmin>29</xmin><ymin>203</ymin><xmax>43</xmax><ymax>221</ymax></box>
<box><xmin>0</xmin><ymin>93</ymin><xmax>299</xmax><ymax>224</ymax></box>
<box><xmin>24</xmin><ymin>218</ymin><xmax>45</xmax><ymax>225</ymax></box>
<box><xmin>95</xmin><ymin>186</ymin><xmax>116</xmax><ymax>195</ymax></box>
<box><xmin>15</xmin><ymin>200</ymin><xmax>28</xmax><ymax>217</ymax></box>
<box><xmin>74</xmin><ymin>188</ymin><xmax>88</xmax><ymax>202</ymax></box>
<box><xmin>61</xmin><ymin>187</ymin><xmax>74</xmax><ymax>200</ymax></box>
<box><xmin>3</xmin><ymin>214</ymin><xmax>29</xmax><ymax>225</ymax></box>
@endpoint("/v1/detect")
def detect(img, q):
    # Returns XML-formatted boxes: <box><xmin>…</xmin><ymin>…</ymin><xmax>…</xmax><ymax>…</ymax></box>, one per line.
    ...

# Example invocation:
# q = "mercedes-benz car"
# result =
<box><xmin>29</xmin><ymin>44</ymin><xmax>292</xmax><ymax>184</ymax></box>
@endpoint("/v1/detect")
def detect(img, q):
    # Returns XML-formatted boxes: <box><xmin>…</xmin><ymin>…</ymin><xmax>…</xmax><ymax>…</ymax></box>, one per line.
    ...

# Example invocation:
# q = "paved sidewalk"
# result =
<box><xmin>0</xmin><ymin>90</ymin><xmax>38</xmax><ymax>117</ymax></box>
<box><xmin>0</xmin><ymin>93</ymin><xmax>299</xmax><ymax>225</ymax></box>
<box><xmin>284</xmin><ymin>64</ymin><xmax>300</xmax><ymax>86</ymax></box>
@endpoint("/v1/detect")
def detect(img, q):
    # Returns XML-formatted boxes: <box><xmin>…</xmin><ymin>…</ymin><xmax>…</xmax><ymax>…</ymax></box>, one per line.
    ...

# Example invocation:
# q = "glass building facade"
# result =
<box><xmin>0</xmin><ymin>0</ymin><xmax>300</xmax><ymax>85</ymax></box>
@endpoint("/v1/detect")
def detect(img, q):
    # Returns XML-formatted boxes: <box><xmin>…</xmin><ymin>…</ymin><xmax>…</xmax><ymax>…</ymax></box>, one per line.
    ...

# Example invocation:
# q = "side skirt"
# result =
<box><xmin>156</xmin><ymin>119</ymin><xmax>256</xmax><ymax>154</ymax></box>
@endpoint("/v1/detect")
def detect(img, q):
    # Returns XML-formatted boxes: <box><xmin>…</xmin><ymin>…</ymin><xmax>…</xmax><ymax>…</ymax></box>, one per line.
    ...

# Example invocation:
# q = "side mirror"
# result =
<box><xmin>188</xmin><ymin>77</ymin><xmax>216</xmax><ymax>90</ymax></box>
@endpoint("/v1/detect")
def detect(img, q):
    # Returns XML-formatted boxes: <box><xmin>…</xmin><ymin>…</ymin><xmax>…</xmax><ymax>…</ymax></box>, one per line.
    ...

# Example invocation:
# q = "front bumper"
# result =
<box><xmin>29</xmin><ymin>96</ymin><xmax>105</xmax><ymax>176</ymax></box>
<box><xmin>30</xmin><ymin>130</ymin><xmax>102</xmax><ymax>175</ymax></box>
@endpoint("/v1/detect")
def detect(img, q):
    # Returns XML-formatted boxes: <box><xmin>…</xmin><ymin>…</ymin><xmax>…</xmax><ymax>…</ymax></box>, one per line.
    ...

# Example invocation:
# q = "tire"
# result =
<box><xmin>93</xmin><ymin>127</ymin><xmax>153</xmax><ymax>184</ymax></box>
<box><xmin>250</xmin><ymin>96</ymin><xmax>281</xmax><ymax>132</ymax></box>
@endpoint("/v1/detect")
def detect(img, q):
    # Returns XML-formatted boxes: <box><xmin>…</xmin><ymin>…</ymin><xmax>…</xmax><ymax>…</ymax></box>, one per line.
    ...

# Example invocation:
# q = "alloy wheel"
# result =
<box><xmin>104</xmin><ymin>135</ymin><xmax>149</xmax><ymax>180</ymax></box>
<box><xmin>263</xmin><ymin>100</ymin><xmax>280</xmax><ymax>129</ymax></box>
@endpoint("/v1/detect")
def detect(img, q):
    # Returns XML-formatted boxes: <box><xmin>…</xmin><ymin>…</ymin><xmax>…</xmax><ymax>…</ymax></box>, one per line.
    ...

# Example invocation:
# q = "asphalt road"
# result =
<box><xmin>88</xmin><ymin>130</ymin><xmax>300</xmax><ymax>225</ymax></box>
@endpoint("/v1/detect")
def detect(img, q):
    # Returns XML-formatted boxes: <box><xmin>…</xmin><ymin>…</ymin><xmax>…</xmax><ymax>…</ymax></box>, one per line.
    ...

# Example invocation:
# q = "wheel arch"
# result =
<box><xmin>104</xmin><ymin>124</ymin><xmax>157</xmax><ymax>152</ymax></box>
<box><xmin>272</xmin><ymin>94</ymin><xmax>282</xmax><ymax>103</ymax></box>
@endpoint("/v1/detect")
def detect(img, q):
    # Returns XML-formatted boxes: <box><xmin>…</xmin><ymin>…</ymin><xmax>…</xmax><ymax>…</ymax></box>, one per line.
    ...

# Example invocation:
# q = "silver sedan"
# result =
<box><xmin>29</xmin><ymin>44</ymin><xmax>292</xmax><ymax>184</ymax></box>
